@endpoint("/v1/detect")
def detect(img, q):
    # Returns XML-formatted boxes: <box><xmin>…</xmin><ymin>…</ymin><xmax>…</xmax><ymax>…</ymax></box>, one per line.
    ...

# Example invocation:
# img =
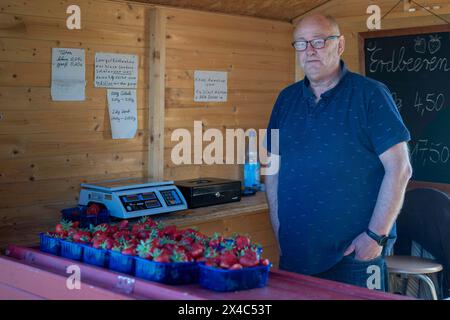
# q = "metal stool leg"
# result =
<box><xmin>410</xmin><ymin>274</ymin><xmax>438</xmax><ymax>300</ymax></box>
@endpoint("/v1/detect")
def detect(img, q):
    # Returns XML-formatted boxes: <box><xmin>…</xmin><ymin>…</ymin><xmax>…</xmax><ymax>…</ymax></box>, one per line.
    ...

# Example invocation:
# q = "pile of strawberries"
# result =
<box><xmin>200</xmin><ymin>234</ymin><xmax>270</xmax><ymax>270</ymax></box>
<box><xmin>45</xmin><ymin>217</ymin><xmax>270</xmax><ymax>269</ymax></box>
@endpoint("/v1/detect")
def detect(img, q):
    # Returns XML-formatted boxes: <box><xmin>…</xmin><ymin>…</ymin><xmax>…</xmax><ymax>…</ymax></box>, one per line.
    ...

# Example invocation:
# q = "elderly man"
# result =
<box><xmin>265</xmin><ymin>14</ymin><xmax>412</xmax><ymax>290</ymax></box>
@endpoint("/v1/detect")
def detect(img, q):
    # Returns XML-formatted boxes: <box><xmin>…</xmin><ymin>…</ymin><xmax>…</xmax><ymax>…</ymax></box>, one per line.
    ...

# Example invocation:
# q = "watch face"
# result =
<box><xmin>366</xmin><ymin>229</ymin><xmax>389</xmax><ymax>246</ymax></box>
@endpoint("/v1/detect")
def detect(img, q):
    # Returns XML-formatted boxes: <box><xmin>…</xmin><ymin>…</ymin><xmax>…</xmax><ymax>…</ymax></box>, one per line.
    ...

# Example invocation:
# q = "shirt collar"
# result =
<box><xmin>302</xmin><ymin>60</ymin><xmax>349</xmax><ymax>100</ymax></box>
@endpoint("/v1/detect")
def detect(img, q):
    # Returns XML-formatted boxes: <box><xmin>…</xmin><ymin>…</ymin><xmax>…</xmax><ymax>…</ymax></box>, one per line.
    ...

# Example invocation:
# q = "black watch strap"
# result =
<box><xmin>365</xmin><ymin>229</ymin><xmax>395</xmax><ymax>246</ymax></box>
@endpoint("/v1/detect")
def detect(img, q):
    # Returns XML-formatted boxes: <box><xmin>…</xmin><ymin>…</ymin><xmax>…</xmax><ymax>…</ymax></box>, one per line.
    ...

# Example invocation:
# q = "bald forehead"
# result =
<box><xmin>294</xmin><ymin>14</ymin><xmax>340</xmax><ymax>37</ymax></box>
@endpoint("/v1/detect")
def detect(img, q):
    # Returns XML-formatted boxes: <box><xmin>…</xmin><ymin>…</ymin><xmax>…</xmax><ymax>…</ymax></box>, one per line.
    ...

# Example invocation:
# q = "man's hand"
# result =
<box><xmin>343</xmin><ymin>232</ymin><xmax>383</xmax><ymax>261</ymax></box>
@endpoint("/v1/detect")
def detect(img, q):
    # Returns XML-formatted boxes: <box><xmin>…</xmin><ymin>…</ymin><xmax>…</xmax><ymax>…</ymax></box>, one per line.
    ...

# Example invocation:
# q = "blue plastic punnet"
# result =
<box><xmin>39</xmin><ymin>233</ymin><xmax>60</xmax><ymax>255</ymax></box>
<box><xmin>108</xmin><ymin>250</ymin><xmax>135</xmax><ymax>275</ymax></box>
<box><xmin>199</xmin><ymin>263</ymin><xmax>271</xmax><ymax>292</ymax></box>
<box><xmin>134</xmin><ymin>257</ymin><xmax>199</xmax><ymax>285</ymax></box>
<box><xmin>82</xmin><ymin>245</ymin><xmax>109</xmax><ymax>267</ymax></box>
<box><xmin>59</xmin><ymin>239</ymin><xmax>84</xmax><ymax>261</ymax></box>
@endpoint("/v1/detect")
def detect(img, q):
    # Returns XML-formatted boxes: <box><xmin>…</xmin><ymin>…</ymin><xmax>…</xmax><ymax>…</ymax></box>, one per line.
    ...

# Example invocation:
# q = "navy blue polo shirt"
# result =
<box><xmin>266</xmin><ymin>61</ymin><xmax>411</xmax><ymax>275</ymax></box>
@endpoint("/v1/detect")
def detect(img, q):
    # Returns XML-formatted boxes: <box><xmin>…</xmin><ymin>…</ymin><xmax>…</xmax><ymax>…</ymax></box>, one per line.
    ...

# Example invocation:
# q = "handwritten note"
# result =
<box><xmin>194</xmin><ymin>71</ymin><xmax>227</xmax><ymax>102</ymax></box>
<box><xmin>51</xmin><ymin>48</ymin><xmax>86</xmax><ymax>101</ymax></box>
<box><xmin>95</xmin><ymin>53</ymin><xmax>138</xmax><ymax>88</ymax></box>
<box><xmin>107</xmin><ymin>89</ymin><xmax>138</xmax><ymax>139</ymax></box>
<box><xmin>366</xmin><ymin>35</ymin><xmax>450</xmax><ymax>74</ymax></box>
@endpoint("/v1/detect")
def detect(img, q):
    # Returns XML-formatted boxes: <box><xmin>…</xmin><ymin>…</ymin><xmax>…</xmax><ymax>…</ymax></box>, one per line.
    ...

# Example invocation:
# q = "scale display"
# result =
<box><xmin>79</xmin><ymin>179</ymin><xmax>187</xmax><ymax>219</ymax></box>
<box><xmin>120</xmin><ymin>192</ymin><xmax>162</xmax><ymax>212</ymax></box>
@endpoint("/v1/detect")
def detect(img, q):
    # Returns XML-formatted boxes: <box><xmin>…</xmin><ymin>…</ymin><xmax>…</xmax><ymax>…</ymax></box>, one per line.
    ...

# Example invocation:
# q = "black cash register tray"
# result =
<box><xmin>175</xmin><ymin>177</ymin><xmax>241</xmax><ymax>209</ymax></box>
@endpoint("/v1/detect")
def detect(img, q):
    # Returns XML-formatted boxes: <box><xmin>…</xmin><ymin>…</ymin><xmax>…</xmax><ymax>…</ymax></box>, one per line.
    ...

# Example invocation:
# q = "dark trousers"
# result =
<box><xmin>314</xmin><ymin>253</ymin><xmax>389</xmax><ymax>292</ymax></box>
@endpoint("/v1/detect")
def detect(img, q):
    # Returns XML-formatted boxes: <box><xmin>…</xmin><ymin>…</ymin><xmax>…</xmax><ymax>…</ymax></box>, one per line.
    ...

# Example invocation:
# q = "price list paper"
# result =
<box><xmin>95</xmin><ymin>53</ymin><xmax>138</xmax><ymax>89</ymax></box>
<box><xmin>51</xmin><ymin>48</ymin><xmax>86</xmax><ymax>101</ymax></box>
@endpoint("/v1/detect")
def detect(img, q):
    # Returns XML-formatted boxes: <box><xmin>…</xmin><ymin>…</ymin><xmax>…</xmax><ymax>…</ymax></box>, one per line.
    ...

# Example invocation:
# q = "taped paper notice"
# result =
<box><xmin>107</xmin><ymin>89</ymin><xmax>138</xmax><ymax>139</ymax></box>
<box><xmin>194</xmin><ymin>70</ymin><xmax>227</xmax><ymax>102</ymax></box>
<box><xmin>95</xmin><ymin>53</ymin><xmax>138</xmax><ymax>88</ymax></box>
<box><xmin>51</xmin><ymin>48</ymin><xmax>86</xmax><ymax>101</ymax></box>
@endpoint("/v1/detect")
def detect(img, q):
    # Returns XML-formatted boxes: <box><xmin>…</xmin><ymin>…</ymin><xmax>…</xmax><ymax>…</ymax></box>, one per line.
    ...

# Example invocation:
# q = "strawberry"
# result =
<box><xmin>238</xmin><ymin>249</ymin><xmax>259</xmax><ymax>267</ymax></box>
<box><xmin>205</xmin><ymin>258</ymin><xmax>219</xmax><ymax>267</ymax></box>
<box><xmin>93</xmin><ymin>231</ymin><xmax>108</xmax><ymax>240</ymax></box>
<box><xmin>204</xmin><ymin>247</ymin><xmax>219</xmax><ymax>258</ymax></box>
<box><xmin>149</xmin><ymin>237</ymin><xmax>162</xmax><ymax>248</ymax></box>
<box><xmin>137</xmin><ymin>230</ymin><xmax>151</xmax><ymax>240</ymax></box>
<box><xmin>119</xmin><ymin>220</ymin><xmax>129</xmax><ymax>230</ymax></box>
<box><xmin>158</xmin><ymin>225</ymin><xmax>178</xmax><ymax>239</ymax></box>
<box><xmin>170</xmin><ymin>249</ymin><xmax>189</xmax><ymax>263</ymax></box>
<box><xmin>230</xmin><ymin>263</ymin><xmax>243</xmax><ymax>270</ymax></box>
<box><xmin>208</xmin><ymin>232</ymin><xmax>223</xmax><ymax>248</ymax></box>
<box><xmin>139</xmin><ymin>216</ymin><xmax>157</xmax><ymax>228</ymax></box>
<box><xmin>235</xmin><ymin>235</ymin><xmax>251</xmax><ymax>250</ymax></box>
<box><xmin>99</xmin><ymin>238</ymin><xmax>115</xmax><ymax>250</ymax></box>
<box><xmin>109</xmin><ymin>225</ymin><xmax>119</xmax><ymax>234</ymax></box>
<box><xmin>92</xmin><ymin>237</ymin><xmax>105</xmax><ymax>249</ymax></box>
<box><xmin>93</xmin><ymin>223</ymin><xmax>111</xmax><ymax>236</ymax></box>
<box><xmin>188</xmin><ymin>242</ymin><xmax>205</xmax><ymax>259</ymax></box>
<box><xmin>121</xmin><ymin>246</ymin><xmax>136</xmax><ymax>256</ymax></box>
<box><xmin>111</xmin><ymin>242</ymin><xmax>123</xmax><ymax>252</ymax></box>
<box><xmin>151</xmin><ymin>248</ymin><xmax>171</xmax><ymax>263</ymax></box>
<box><xmin>196</xmin><ymin>256</ymin><xmax>208</xmax><ymax>263</ymax></box>
<box><xmin>55</xmin><ymin>220</ymin><xmax>75</xmax><ymax>235</ymax></box>
<box><xmin>113</xmin><ymin>231</ymin><xmax>131</xmax><ymax>241</ymax></box>
<box><xmin>131</xmin><ymin>224</ymin><xmax>145</xmax><ymax>235</ymax></box>
<box><xmin>86</xmin><ymin>203</ymin><xmax>100</xmax><ymax>215</ymax></box>
<box><xmin>73</xmin><ymin>230</ymin><xmax>91</xmax><ymax>243</ymax></box>
<box><xmin>62</xmin><ymin>228</ymin><xmax>77</xmax><ymax>241</ymax></box>
<box><xmin>181</xmin><ymin>236</ymin><xmax>195</xmax><ymax>246</ymax></box>
<box><xmin>173</xmin><ymin>230</ymin><xmax>184</xmax><ymax>242</ymax></box>
<box><xmin>219</xmin><ymin>251</ymin><xmax>238</xmax><ymax>269</ymax></box>
<box><xmin>260</xmin><ymin>258</ymin><xmax>270</xmax><ymax>266</ymax></box>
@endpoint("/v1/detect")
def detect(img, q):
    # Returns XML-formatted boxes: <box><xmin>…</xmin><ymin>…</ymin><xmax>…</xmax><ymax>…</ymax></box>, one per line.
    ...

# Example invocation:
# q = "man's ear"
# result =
<box><xmin>338</xmin><ymin>35</ymin><xmax>345</xmax><ymax>56</ymax></box>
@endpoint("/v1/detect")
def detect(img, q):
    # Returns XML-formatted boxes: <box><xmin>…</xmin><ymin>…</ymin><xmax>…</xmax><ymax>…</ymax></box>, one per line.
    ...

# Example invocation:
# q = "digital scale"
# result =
<box><xmin>79</xmin><ymin>178</ymin><xmax>188</xmax><ymax>219</ymax></box>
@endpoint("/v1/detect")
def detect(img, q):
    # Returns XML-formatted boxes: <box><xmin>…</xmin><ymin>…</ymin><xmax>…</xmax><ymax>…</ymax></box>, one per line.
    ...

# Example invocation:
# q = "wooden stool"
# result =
<box><xmin>386</xmin><ymin>255</ymin><xmax>443</xmax><ymax>300</ymax></box>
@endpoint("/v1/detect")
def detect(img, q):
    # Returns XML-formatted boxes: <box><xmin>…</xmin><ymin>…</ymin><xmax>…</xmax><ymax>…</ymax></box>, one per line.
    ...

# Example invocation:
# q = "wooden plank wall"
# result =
<box><xmin>163</xmin><ymin>8</ymin><xmax>294</xmax><ymax>181</ymax></box>
<box><xmin>293</xmin><ymin>0</ymin><xmax>450</xmax><ymax>194</ymax></box>
<box><xmin>0</xmin><ymin>0</ymin><xmax>294</xmax><ymax>248</ymax></box>
<box><xmin>0</xmin><ymin>0</ymin><xmax>150</xmax><ymax>248</ymax></box>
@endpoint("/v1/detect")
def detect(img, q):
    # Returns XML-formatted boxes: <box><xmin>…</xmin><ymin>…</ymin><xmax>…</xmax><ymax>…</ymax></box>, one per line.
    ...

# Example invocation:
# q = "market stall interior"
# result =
<box><xmin>0</xmin><ymin>0</ymin><xmax>449</xmax><ymax>300</ymax></box>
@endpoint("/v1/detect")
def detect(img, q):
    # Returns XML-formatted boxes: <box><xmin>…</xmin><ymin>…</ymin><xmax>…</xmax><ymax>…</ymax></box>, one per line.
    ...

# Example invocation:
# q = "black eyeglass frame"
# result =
<box><xmin>291</xmin><ymin>35</ymin><xmax>341</xmax><ymax>51</ymax></box>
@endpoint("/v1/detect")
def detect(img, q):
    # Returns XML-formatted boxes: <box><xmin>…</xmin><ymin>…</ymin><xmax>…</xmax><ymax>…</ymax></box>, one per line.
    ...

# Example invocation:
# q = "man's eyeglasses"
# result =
<box><xmin>292</xmin><ymin>35</ymin><xmax>341</xmax><ymax>51</ymax></box>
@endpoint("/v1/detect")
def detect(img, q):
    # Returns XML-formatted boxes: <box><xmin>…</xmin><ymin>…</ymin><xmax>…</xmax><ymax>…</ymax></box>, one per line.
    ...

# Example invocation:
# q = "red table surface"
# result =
<box><xmin>0</xmin><ymin>245</ymin><xmax>413</xmax><ymax>300</ymax></box>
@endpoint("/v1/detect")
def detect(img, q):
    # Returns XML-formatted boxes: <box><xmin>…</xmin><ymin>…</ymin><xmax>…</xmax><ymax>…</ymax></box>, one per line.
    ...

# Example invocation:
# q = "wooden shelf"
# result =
<box><xmin>153</xmin><ymin>191</ymin><xmax>268</xmax><ymax>226</ymax></box>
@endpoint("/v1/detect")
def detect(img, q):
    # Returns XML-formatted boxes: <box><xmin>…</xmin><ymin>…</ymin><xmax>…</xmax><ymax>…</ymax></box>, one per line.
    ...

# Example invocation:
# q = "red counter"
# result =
<box><xmin>0</xmin><ymin>245</ymin><xmax>412</xmax><ymax>300</ymax></box>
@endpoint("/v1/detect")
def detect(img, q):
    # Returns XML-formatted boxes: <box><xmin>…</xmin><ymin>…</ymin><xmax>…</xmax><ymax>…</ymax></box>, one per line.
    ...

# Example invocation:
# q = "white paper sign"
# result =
<box><xmin>51</xmin><ymin>48</ymin><xmax>86</xmax><ymax>101</ymax></box>
<box><xmin>107</xmin><ymin>89</ymin><xmax>137</xmax><ymax>139</ymax></box>
<box><xmin>194</xmin><ymin>70</ymin><xmax>227</xmax><ymax>102</ymax></box>
<box><xmin>95</xmin><ymin>53</ymin><xmax>138</xmax><ymax>88</ymax></box>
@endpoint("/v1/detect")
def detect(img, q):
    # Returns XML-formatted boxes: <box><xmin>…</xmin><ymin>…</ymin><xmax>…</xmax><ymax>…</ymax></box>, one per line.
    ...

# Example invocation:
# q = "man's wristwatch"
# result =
<box><xmin>365</xmin><ymin>229</ymin><xmax>395</xmax><ymax>246</ymax></box>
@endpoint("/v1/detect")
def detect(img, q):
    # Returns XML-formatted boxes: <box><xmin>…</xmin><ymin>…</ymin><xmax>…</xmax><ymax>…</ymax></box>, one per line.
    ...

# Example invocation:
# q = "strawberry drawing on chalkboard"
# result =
<box><xmin>414</xmin><ymin>37</ymin><xmax>426</xmax><ymax>54</ymax></box>
<box><xmin>428</xmin><ymin>35</ymin><xmax>441</xmax><ymax>54</ymax></box>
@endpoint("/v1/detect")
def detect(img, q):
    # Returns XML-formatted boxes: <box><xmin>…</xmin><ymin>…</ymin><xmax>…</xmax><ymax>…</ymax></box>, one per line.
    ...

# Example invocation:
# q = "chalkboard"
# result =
<box><xmin>359</xmin><ymin>25</ymin><xmax>450</xmax><ymax>184</ymax></box>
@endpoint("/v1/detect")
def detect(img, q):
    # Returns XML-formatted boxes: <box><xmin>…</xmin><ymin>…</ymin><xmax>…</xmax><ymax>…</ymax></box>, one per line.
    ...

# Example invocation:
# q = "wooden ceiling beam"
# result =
<box><xmin>128</xmin><ymin>0</ymin><xmax>329</xmax><ymax>22</ymax></box>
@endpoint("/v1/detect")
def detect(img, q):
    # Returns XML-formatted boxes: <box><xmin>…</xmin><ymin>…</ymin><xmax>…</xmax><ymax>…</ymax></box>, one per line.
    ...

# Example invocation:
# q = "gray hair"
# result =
<box><xmin>295</xmin><ymin>14</ymin><xmax>341</xmax><ymax>35</ymax></box>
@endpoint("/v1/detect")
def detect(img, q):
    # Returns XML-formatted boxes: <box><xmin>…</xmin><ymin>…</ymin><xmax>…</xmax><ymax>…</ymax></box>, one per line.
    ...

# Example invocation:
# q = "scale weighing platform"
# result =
<box><xmin>79</xmin><ymin>178</ymin><xmax>188</xmax><ymax>219</ymax></box>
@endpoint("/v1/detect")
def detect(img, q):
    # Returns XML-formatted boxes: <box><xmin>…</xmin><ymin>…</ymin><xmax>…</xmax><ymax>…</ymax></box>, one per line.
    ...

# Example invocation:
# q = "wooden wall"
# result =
<box><xmin>163</xmin><ymin>8</ymin><xmax>294</xmax><ymax>181</ymax></box>
<box><xmin>294</xmin><ymin>0</ymin><xmax>450</xmax><ymax>195</ymax></box>
<box><xmin>0</xmin><ymin>0</ymin><xmax>294</xmax><ymax>248</ymax></box>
